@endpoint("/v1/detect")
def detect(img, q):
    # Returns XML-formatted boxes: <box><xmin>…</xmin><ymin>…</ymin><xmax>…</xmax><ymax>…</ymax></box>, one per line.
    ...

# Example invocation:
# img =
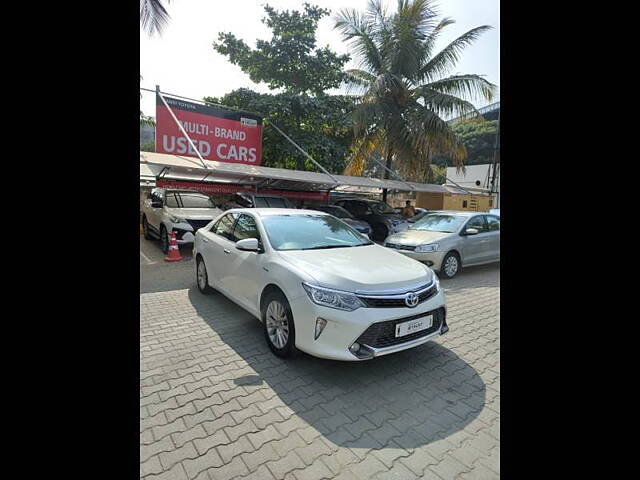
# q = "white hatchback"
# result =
<box><xmin>193</xmin><ymin>209</ymin><xmax>448</xmax><ymax>361</ymax></box>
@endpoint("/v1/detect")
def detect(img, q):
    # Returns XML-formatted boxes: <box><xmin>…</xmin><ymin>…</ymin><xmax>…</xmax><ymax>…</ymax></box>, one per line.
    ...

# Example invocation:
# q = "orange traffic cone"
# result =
<box><xmin>164</xmin><ymin>231</ymin><xmax>183</xmax><ymax>262</ymax></box>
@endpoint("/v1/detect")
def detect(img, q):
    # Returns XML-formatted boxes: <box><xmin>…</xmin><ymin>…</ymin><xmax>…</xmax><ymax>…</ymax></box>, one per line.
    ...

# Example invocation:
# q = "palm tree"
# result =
<box><xmin>140</xmin><ymin>0</ymin><xmax>171</xmax><ymax>37</ymax></box>
<box><xmin>334</xmin><ymin>0</ymin><xmax>496</xmax><ymax>198</ymax></box>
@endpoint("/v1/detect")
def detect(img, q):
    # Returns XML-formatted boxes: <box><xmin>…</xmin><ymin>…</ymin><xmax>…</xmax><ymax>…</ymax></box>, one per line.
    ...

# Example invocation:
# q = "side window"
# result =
<box><xmin>233</xmin><ymin>214</ymin><xmax>261</xmax><ymax>243</ymax></box>
<box><xmin>254</xmin><ymin>197</ymin><xmax>269</xmax><ymax>208</ymax></box>
<box><xmin>466</xmin><ymin>215</ymin><xmax>488</xmax><ymax>233</ymax></box>
<box><xmin>213</xmin><ymin>213</ymin><xmax>238</xmax><ymax>241</ymax></box>
<box><xmin>265</xmin><ymin>197</ymin><xmax>287</xmax><ymax>208</ymax></box>
<box><xmin>486</xmin><ymin>215</ymin><xmax>500</xmax><ymax>231</ymax></box>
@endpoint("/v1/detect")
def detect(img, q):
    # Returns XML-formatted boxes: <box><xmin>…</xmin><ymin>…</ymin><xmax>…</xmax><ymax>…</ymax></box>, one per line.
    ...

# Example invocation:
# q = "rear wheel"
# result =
<box><xmin>196</xmin><ymin>256</ymin><xmax>213</xmax><ymax>294</ymax></box>
<box><xmin>440</xmin><ymin>251</ymin><xmax>461</xmax><ymax>279</ymax></box>
<box><xmin>262</xmin><ymin>291</ymin><xmax>298</xmax><ymax>358</ymax></box>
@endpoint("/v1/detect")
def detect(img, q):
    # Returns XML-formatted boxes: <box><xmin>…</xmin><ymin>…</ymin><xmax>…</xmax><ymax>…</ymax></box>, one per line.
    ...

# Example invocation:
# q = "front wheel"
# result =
<box><xmin>160</xmin><ymin>226</ymin><xmax>169</xmax><ymax>254</ymax></box>
<box><xmin>440</xmin><ymin>251</ymin><xmax>461</xmax><ymax>279</ymax></box>
<box><xmin>262</xmin><ymin>291</ymin><xmax>298</xmax><ymax>358</ymax></box>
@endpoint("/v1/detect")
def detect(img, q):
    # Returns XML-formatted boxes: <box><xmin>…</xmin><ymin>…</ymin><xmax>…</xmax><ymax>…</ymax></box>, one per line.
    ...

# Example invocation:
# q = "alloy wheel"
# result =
<box><xmin>444</xmin><ymin>255</ymin><xmax>459</xmax><ymax>277</ymax></box>
<box><xmin>266</xmin><ymin>300</ymin><xmax>289</xmax><ymax>349</ymax></box>
<box><xmin>197</xmin><ymin>260</ymin><xmax>207</xmax><ymax>290</ymax></box>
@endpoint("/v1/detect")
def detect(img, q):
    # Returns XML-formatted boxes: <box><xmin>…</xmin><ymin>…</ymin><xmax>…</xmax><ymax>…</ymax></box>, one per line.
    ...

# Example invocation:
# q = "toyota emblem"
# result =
<box><xmin>405</xmin><ymin>292</ymin><xmax>419</xmax><ymax>308</ymax></box>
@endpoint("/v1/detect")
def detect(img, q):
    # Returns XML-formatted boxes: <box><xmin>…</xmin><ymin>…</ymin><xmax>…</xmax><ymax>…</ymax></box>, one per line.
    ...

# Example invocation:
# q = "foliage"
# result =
<box><xmin>213</xmin><ymin>3</ymin><xmax>350</xmax><ymax>95</ymax></box>
<box><xmin>140</xmin><ymin>141</ymin><xmax>155</xmax><ymax>152</ymax></box>
<box><xmin>140</xmin><ymin>0</ymin><xmax>171</xmax><ymax>37</ymax></box>
<box><xmin>333</xmin><ymin>0</ymin><xmax>496</xmax><ymax>185</ymax></box>
<box><xmin>433</xmin><ymin>118</ymin><xmax>498</xmax><ymax>166</ymax></box>
<box><xmin>205</xmin><ymin>89</ymin><xmax>355</xmax><ymax>173</ymax></box>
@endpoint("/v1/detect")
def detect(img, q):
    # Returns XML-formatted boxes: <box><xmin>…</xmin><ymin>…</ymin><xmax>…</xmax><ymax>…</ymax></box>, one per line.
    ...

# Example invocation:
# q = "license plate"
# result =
<box><xmin>395</xmin><ymin>315</ymin><xmax>433</xmax><ymax>337</ymax></box>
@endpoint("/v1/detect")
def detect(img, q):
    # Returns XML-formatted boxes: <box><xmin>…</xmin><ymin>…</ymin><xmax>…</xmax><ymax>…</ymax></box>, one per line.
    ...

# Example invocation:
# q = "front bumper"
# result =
<box><xmin>289</xmin><ymin>288</ymin><xmax>447</xmax><ymax>361</ymax></box>
<box><xmin>390</xmin><ymin>249</ymin><xmax>447</xmax><ymax>271</ymax></box>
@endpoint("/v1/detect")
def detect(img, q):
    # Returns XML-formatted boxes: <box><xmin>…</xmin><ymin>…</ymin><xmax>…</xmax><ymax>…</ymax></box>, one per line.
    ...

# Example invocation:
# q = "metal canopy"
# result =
<box><xmin>139</xmin><ymin>151</ymin><xmax>447</xmax><ymax>194</ymax></box>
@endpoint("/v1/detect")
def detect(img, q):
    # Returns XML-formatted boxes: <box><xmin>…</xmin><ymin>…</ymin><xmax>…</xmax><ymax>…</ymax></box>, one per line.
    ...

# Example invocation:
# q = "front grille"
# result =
<box><xmin>186</xmin><ymin>219</ymin><xmax>212</xmax><ymax>231</ymax></box>
<box><xmin>356</xmin><ymin>308</ymin><xmax>445</xmax><ymax>349</ymax></box>
<box><xmin>359</xmin><ymin>283</ymin><xmax>437</xmax><ymax>308</ymax></box>
<box><xmin>385</xmin><ymin>242</ymin><xmax>416</xmax><ymax>251</ymax></box>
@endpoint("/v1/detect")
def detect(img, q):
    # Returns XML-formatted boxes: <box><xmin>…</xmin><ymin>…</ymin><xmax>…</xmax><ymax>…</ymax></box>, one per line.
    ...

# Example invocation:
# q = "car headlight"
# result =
<box><xmin>415</xmin><ymin>243</ymin><xmax>439</xmax><ymax>253</ymax></box>
<box><xmin>169</xmin><ymin>215</ymin><xmax>185</xmax><ymax>223</ymax></box>
<box><xmin>302</xmin><ymin>283</ymin><xmax>365</xmax><ymax>311</ymax></box>
<box><xmin>432</xmin><ymin>272</ymin><xmax>440</xmax><ymax>291</ymax></box>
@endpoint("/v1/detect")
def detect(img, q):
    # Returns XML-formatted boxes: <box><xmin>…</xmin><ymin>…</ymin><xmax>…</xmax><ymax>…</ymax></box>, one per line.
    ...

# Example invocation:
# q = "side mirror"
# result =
<box><xmin>151</xmin><ymin>201</ymin><xmax>163</xmax><ymax>208</ymax></box>
<box><xmin>464</xmin><ymin>228</ymin><xmax>479</xmax><ymax>236</ymax></box>
<box><xmin>236</xmin><ymin>238</ymin><xmax>260</xmax><ymax>252</ymax></box>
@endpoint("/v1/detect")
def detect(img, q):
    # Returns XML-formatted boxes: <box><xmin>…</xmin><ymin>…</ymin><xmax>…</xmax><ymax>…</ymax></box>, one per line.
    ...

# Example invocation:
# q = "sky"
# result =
<box><xmin>140</xmin><ymin>0</ymin><xmax>499</xmax><ymax>118</ymax></box>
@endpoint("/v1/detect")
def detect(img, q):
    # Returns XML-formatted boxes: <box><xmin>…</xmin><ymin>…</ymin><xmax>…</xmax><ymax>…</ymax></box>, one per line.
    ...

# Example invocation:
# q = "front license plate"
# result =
<box><xmin>395</xmin><ymin>315</ymin><xmax>433</xmax><ymax>337</ymax></box>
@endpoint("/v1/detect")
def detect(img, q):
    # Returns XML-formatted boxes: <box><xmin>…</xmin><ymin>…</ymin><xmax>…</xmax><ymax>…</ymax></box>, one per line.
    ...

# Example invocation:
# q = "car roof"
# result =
<box><xmin>427</xmin><ymin>210</ymin><xmax>484</xmax><ymax>217</ymax></box>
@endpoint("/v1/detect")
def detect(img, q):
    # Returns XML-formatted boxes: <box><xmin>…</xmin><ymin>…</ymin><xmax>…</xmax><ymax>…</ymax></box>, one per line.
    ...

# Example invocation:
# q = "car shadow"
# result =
<box><xmin>186</xmin><ymin>286</ymin><xmax>486</xmax><ymax>449</ymax></box>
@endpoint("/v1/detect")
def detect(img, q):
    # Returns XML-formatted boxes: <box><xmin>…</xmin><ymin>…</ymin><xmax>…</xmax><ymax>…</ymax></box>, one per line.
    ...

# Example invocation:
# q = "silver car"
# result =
<box><xmin>383</xmin><ymin>211</ymin><xmax>500</xmax><ymax>278</ymax></box>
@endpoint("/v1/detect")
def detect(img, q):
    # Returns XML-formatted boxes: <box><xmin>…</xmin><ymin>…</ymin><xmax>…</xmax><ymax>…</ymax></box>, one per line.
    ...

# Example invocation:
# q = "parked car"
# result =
<box><xmin>305</xmin><ymin>205</ymin><xmax>373</xmax><ymax>237</ymax></box>
<box><xmin>194</xmin><ymin>208</ymin><xmax>448</xmax><ymax>361</ymax></box>
<box><xmin>383</xmin><ymin>211</ymin><xmax>500</xmax><ymax>279</ymax></box>
<box><xmin>406</xmin><ymin>209</ymin><xmax>433</xmax><ymax>223</ymax></box>
<box><xmin>333</xmin><ymin>198</ymin><xmax>410</xmax><ymax>241</ymax></box>
<box><xmin>142</xmin><ymin>188</ymin><xmax>223</xmax><ymax>253</ymax></box>
<box><xmin>225</xmin><ymin>192</ymin><xmax>296</xmax><ymax>210</ymax></box>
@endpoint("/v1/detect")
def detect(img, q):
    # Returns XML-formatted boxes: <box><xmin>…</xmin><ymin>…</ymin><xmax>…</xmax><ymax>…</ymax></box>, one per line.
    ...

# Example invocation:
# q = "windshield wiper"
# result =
<box><xmin>303</xmin><ymin>245</ymin><xmax>352</xmax><ymax>250</ymax></box>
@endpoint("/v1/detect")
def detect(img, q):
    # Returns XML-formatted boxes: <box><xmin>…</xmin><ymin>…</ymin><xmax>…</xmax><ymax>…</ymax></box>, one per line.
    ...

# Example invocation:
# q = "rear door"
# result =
<box><xmin>225</xmin><ymin>213</ymin><xmax>265</xmax><ymax>312</ymax></box>
<box><xmin>485</xmin><ymin>215</ymin><xmax>501</xmax><ymax>261</ymax></box>
<box><xmin>201</xmin><ymin>212</ymin><xmax>238</xmax><ymax>291</ymax></box>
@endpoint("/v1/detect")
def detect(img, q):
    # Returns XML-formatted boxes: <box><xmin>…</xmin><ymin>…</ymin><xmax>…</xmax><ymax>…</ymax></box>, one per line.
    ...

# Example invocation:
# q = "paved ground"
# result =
<box><xmin>140</xmin><ymin>237</ymin><xmax>500</xmax><ymax>480</ymax></box>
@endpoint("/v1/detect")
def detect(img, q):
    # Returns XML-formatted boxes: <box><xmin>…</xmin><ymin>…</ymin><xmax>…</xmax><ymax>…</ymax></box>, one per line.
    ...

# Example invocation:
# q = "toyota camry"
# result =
<box><xmin>193</xmin><ymin>209</ymin><xmax>448</xmax><ymax>361</ymax></box>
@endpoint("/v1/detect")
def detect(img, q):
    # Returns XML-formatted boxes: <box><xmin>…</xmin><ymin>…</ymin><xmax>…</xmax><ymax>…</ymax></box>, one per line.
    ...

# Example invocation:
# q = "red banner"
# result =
<box><xmin>156</xmin><ymin>94</ymin><xmax>263</xmax><ymax>165</ymax></box>
<box><xmin>155</xmin><ymin>180</ymin><xmax>329</xmax><ymax>202</ymax></box>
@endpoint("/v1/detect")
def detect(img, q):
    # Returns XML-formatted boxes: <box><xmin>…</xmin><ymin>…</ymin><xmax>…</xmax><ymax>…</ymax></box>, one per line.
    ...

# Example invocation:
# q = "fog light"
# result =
<box><xmin>314</xmin><ymin>318</ymin><xmax>327</xmax><ymax>340</ymax></box>
<box><xmin>349</xmin><ymin>342</ymin><xmax>360</xmax><ymax>353</ymax></box>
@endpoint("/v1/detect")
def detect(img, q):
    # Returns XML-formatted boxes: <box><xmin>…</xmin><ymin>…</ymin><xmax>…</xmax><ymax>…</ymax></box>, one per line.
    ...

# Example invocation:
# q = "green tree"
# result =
<box><xmin>140</xmin><ymin>0</ymin><xmax>171</xmax><ymax>37</ymax></box>
<box><xmin>205</xmin><ymin>89</ymin><xmax>355</xmax><ymax>174</ymax></box>
<box><xmin>334</xmin><ymin>0</ymin><xmax>496</xmax><ymax>199</ymax></box>
<box><xmin>213</xmin><ymin>3</ymin><xmax>350</xmax><ymax>95</ymax></box>
<box><xmin>213</xmin><ymin>3</ymin><xmax>352</xmax><ymax>171</ymax></box>
<box><xmin>434</xmin><ymin>118</ymin><xmax>498</xmax><ymax>166</ymax></box>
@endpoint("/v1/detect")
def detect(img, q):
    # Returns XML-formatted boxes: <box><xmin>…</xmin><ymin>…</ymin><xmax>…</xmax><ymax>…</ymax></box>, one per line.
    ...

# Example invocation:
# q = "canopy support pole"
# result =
<box><xmin>267</xmin><ymin>121</ymin><xmax>339</xmax><ymax>184</ymax></box>
<box><xmin>369</xmin><ymin>158</ymin><xmax>415</xmax><ymax>192</ymax></box>
<box><xmin>156</xmin><ymin>85</ymin><xmax>209</xmax><ymax>171</ymax></box>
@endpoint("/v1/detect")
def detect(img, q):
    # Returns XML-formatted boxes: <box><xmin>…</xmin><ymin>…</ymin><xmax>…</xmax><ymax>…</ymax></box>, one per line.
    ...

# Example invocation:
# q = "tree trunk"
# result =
<box><xmin>382</xmin><ymin>147</ymin><xmax>393</xmax><ymax>203</ymax></box>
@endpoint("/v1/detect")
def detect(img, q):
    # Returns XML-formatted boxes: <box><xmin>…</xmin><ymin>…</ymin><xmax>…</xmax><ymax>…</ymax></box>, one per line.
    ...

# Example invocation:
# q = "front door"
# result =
<box><xmin>203</xmin><ymin>212</ymin><xmax>238</xmax><ymax>291</ymax></box>
<box><xmin>461</xmin><ymin>215</ymin><xmax>492</xmax><ymax>264</ymax></box>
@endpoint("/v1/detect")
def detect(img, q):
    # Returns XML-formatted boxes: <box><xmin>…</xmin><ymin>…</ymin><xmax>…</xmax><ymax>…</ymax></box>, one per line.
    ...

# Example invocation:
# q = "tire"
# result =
<box><xmin>142</xmin><ymin>215</ymin><xmax>153</xmax><ymax>240</ymax></box>
<box><xmin>160</xmin><ymin>225</ymin><xmax>169</xmax><ymax>254</ymax></box>
<box><xmin>196</xmin><ymin>256</ymin><xmax>213</xmax><ymax>294</ymax></box>
<box><xmin>372</xmin><ymin>223</ymin><xmax>388</xmax><ymax>242</ymax></box>
<box><xmin>440</xmin><ymin>251</ymin><xmax>461</xmax><ymax>279</ymax></box>
<box><xmin>262</xmin><ymin>290</ymin><xmax>298</xmax><ymax>358</ymax></box>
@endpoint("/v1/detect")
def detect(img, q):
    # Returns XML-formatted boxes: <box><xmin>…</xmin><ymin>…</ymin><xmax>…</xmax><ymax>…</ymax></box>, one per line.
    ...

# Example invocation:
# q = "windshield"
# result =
<box><xmin>165</xmin><ymin>191</ymin><xmax>217</xmax><ymax>209</ymax></box>
<box><xmin>262</xmin><ymin>214</ymin><xmax>373</xmax><ymax>251</ymax></box>
<box><xmin>411</xmin><ymin>214</ymin><xmax>467</xmax><ymax>233</ymax></box>
<box><xmin>369</xmin><ymin>202</ymin><xmax>396</xmax><ymax>214</ymax></box>
<box><xmin>316</xmin><ymin>206</ymin><xmax>353</xmax><ymax>219</ymax></box>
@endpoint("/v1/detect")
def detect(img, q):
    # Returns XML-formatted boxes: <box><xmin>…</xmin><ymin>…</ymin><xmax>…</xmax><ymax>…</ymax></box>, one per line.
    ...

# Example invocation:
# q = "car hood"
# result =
<box><xmin>385</xmin><ymin>230</ymin><xmax>453</xmax><ymax>246</ymax></box>
<box><xmin>165</xmin><ymin>207</ymin><xmax>223</xmax><ymax>219</ymax></box>
<box><xmin>278</xmin><ymin>244</ymin><xmax>432</xmax><ymax>293</ymax></box>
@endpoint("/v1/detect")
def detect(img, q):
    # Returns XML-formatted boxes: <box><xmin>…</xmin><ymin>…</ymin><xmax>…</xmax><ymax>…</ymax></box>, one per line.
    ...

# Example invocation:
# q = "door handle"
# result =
<box><xmin>223</xmin><ymin>248</ymin><xmax>231</xmax><ymax>254</ymax></box>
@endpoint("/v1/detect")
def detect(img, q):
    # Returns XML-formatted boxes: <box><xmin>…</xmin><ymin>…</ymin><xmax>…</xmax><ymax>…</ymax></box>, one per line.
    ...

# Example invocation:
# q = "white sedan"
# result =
<box><xmin>193</xmin><ymin>208</ymin><xmax>448</xmax><ymax>361</ymax></box>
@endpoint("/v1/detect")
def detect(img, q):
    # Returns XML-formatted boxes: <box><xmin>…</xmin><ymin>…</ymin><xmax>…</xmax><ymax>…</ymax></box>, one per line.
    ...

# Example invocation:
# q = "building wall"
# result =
<box><xmin>415</xmin><ymin>192</ymin><xmax>445</xmax><ymax>210</ymax></box>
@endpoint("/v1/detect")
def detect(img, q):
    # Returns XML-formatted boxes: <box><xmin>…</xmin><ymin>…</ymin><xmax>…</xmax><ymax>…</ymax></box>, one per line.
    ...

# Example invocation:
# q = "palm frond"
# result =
<box><xmin>412</xmin><ymin>87</ymin><xmax>480</xmax><ymax>119</ymax></box>
<box><xmin>425</xmin><ymin>74</ymin><xmax>496</xmax><ymax>102</ymax></box>
<box><xmin>344</xmin><ymin>130</ymin><xmax>385</xmax><ymax>176</ymax></box>
<box><xmin>417</xmin><ymin>26</ymin><xmax>492</xmax><ymax>82</ymax></box>
<box><xmin>334</xmin><ymin>9</ymin><xmax>384</xmax><ymax>74</ymax></box>
<box><xmin>140</xmin><ymin>0</ymin><xmax>171</xmax><ymax>37</ymax></box>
